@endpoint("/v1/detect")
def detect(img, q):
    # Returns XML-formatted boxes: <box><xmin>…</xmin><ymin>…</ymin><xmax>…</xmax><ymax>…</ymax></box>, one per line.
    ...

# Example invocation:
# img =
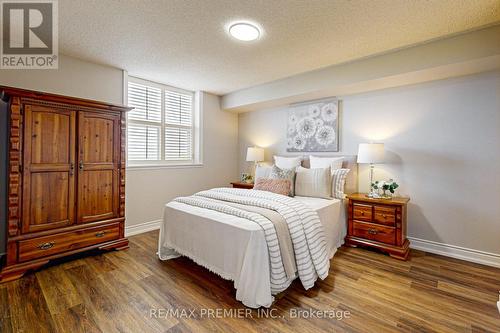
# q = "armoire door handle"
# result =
<box><xmin>70</xmin><ymin>163</ymin><xmax>74</xmax><ymax>176</ymax></box>
<box><xmin>79</xmin><ymin>160</ymin><xmax>84</xmax><ymax>171</ymax></box>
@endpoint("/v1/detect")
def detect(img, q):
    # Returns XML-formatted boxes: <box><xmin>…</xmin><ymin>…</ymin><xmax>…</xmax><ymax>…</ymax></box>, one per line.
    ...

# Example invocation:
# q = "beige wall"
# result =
<box><xmin>125</xmin><ymin>92</ymin><xmax>239</xmax><ymax>226</ymax></box>
<box><xmin>238</xmin><ymin>71</ymin><xmax>500</xmax><ymax>255</ymax></box>
<box><xmin>0</xmin><ymin>54</ymin><xmax>124</xmax><ymax>105</ymax></box>
<box><xmin>0</xmin><ymin>55</ymin><xmax>239</xmax><ymax>228</ymax></box>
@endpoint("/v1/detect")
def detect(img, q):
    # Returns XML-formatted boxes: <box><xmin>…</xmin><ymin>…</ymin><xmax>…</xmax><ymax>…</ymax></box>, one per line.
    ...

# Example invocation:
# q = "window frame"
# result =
<box><xmin>125</xmin><ymin>76</ymin><xmax>202</xmax><ymax>169</ymax></box>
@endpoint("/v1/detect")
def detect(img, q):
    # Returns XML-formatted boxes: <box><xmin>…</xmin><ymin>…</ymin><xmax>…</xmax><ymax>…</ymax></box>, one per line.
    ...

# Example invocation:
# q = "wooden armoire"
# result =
<box><xmin>0</xmin><ymin>86</ymin><xmax>130</xmax><ymax>282</ymax></box>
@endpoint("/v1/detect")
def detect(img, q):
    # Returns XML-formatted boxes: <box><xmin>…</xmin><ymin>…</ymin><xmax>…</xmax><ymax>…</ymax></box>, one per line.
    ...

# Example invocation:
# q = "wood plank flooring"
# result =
<box><xmin>1</xmin><ymin>230</ymin><xmax>499</xmax><ymax>333</ymax></box>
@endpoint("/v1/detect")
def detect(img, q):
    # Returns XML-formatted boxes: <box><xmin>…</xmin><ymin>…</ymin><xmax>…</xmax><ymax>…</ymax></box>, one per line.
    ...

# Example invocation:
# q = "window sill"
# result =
<box><xmin>126</xmin><ymin>163</ymin><xmax>204</xmax><ymax>171</ymax></box>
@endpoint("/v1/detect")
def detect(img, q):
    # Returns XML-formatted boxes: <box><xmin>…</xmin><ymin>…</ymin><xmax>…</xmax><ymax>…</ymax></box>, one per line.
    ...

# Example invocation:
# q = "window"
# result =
<box><xmin>126</xmin><ymin>77</ymin><xmax>200</xmax><ymax>167</ymax></box>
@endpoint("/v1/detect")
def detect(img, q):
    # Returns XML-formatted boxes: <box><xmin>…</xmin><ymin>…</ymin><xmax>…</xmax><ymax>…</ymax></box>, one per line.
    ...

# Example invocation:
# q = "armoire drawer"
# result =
<box><xmin>18</xmin><ymin>224</ymin><xmax>120</xmax><ymax>262</ymax></box>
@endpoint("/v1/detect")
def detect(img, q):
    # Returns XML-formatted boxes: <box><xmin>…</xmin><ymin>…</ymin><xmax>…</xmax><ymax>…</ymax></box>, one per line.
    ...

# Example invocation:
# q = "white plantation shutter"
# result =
<box><xmin>127</xmin><ymin>78</ymin><xmax>196</xmax><ymax>165</ymax></box>
<box><xmin>165</xmin><ymin>127</ymin><xmax>192</xmax><ymax>160</ymax></box>
<box><xmin>127</xmin><ymin>124</ymin><xmax>160</xmax><ymax>160</ymax></box>
<box><xmin>165</xmin><ymin>90</ymin><xmax>194</xmax><ymax>161</ymax></box>
<box><xmin>128</xmin><ymin>82</ymin><xmax>162</xmax><ymax>122</ymax></box>
<box><xmin>127</xmin><ymin>82</ymin><xmax>162</xmax><ymax>161</ymax></box>
<box><xmin>165</xmin><ymin>91</ymin><xmax>192</xmax><ymax>126</ymax></box>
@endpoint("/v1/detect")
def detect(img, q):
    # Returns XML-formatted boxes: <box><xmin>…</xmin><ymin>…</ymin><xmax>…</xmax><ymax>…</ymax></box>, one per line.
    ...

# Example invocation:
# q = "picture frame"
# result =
<box><xmin>286</xmin><ymin>98</ymin><xmax>339</xmax><ymax>152</ymax></box>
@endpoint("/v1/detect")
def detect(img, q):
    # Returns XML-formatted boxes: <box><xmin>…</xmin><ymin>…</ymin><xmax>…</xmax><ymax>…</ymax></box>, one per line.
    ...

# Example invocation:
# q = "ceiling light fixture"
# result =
<box><xmin>228</xmin><ymin>22</ymin><xmax>261</xmax><ymax>41</ymax></box>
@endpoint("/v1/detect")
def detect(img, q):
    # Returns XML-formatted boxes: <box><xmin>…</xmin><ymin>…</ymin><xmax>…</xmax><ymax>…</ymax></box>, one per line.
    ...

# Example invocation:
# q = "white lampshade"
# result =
<box><xmin>246</xmin><ymin>147</ymin><xmax>264</xmax><ymax>162</ymax></box>
<box><xmin>357</xmin><ymin>143</ymin><xmax>384</xmax><ymax>164</ymax></box>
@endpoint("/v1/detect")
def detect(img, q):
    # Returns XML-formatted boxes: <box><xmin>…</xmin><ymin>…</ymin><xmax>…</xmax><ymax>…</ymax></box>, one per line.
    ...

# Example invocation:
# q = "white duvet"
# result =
<box><xmin>158</xmin><ymin>188</ymin><xmax>343</xmax><ymax>308</ymax></box>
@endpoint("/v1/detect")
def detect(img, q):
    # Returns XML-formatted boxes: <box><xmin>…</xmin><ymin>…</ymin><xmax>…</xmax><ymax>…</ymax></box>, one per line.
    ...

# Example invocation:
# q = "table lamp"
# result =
<box><xmin>357</xmin><ymin>143</ymin><xmax>384</xmax><ymax>197</ymax></box>
<box><xmin>246</xmin><ymin>147</ymin><xmax>264</xmax><ymax>179</ymax></box>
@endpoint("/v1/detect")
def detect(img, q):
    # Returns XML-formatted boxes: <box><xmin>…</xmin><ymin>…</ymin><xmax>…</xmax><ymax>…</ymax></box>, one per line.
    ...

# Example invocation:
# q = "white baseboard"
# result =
<box><xmin>408</xmin><ymin>237</ymin><xmax>500</xmax><ymax>268</ymax></box>
<box><xmin>125</xmin><ymin>219</ymin><xmax>162</xmax><ymax>237</ymax></box>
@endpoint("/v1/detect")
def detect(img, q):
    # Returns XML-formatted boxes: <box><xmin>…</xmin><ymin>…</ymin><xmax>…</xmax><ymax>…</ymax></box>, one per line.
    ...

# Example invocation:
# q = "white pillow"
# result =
<box><xmin>295</xmin><ymin>166</ymin><xmax>332</xmax><ymax>199</ymax></box>
<box><xmin>254</xmin><ymin>164</ymin><xmax>272</xmax><ymax>181</ymax></box>
<box><xmin>274</xmin><ymin>156</ymin><xmax>301</xmax><ymax>170</ymax></box>
<box><xmin>332</xmin><ymin>168</ymin><xmax>350</xmax><ymax>199</ymax></box>
<box><xmin>309</xmin><ymin>155</ymin><xmax>344</xmax><ymax>171</ymax></box>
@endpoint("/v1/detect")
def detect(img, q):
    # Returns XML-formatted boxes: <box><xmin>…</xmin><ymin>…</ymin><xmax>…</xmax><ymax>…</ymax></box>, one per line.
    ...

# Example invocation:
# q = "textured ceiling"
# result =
<box><xmin>59</xmin><ymin>0</ymin><xmax>500</xmax><ymax>95</ymax></box>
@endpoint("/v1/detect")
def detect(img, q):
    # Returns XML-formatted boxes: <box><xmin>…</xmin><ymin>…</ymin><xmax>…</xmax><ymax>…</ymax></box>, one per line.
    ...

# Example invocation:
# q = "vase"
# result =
<box><xmin>381</xmin><ymin>189</ymin><xmax>392</xmax><ymax>199</ymax></box>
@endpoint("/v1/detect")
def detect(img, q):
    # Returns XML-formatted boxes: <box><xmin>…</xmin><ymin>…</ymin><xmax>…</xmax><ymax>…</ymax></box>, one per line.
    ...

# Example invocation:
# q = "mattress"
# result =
<box><xmin>158</xmin><ymin>194</ymin><xmax>347</xmax><ymax>308</ymax></box>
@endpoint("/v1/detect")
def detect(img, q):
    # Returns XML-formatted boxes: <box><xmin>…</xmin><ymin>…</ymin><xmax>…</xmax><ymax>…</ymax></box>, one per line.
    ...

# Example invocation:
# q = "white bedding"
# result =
<box><xmin>294</xmin><ymin>196</ymin><xmax>347</xmax><ymax>258</ymax></box>
<box><xmin>158</xmin><ymin>193</ymin><xmax>346</xmax><ymax>308</ymax></box>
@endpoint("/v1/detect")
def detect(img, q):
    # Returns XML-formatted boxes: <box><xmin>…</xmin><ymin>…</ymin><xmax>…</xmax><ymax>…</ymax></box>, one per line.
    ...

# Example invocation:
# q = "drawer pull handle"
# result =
<box><xmin>382</xmin><ymin>214</ymin><xmax>387</xmax><ymax>218</ymax></box>
<box><xmin>368</xmin><ymin>229</ymin><xmax>378</xmax><ymax>235</ymax></box>
<box><xmin>38</xmin><ymin>242</ymin><xmax>55</xmax><ymax>250</ymax></box>
<box><xmin>360</xmin><ymin>212</ymin><xmax>364</xmax><ymax>215</ymax></box>
<box><xmin>95</xmin><ymin>231</ymin><xmax>106</xmax><ymax>238</ymax></box>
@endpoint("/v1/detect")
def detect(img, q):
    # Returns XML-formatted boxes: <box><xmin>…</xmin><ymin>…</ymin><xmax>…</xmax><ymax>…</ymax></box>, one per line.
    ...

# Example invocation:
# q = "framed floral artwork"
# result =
<box><xmin>286</xmin><ymin>99</ymin><xmax>339</xmax><ymax>152</ymax></box>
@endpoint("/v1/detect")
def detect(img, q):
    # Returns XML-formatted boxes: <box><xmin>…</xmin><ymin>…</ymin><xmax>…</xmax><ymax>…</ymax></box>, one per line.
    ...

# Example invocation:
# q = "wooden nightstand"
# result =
<box><xmin>345</xmin><ymin>193</ymin><xmax>410</xmax><ymax>260</ymax></box>
<box><xmin>230</xmin><ymin>182</ymin><xmax>254</xmax><ymax>189</ymax></box>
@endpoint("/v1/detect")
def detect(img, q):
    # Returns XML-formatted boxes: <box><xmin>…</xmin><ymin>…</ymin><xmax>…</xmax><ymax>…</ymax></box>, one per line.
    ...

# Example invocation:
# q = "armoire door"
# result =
<box><xmin>77</xmin><ymin>111</ymin><xmax>120</xmax><ymax>223</ymax></box>
<box><xmin>22</xmin><ymin>105</ymin><xmax>76</xmax><ymax>233</ymax></box>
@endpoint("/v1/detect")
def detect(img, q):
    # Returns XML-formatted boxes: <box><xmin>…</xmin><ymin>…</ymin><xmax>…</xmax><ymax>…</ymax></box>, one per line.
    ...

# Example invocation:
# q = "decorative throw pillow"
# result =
<box><xmin>254</xmin><ymin>164</ymin><xmax>272</xmax><ymax>182</ymax></box>
<box><xmin>295</xmin><ymin>166</ymin><xmax>332</xmax><ymax>199</ymax></box>
<box><xmin>269</xmin><ymin>165</ymin><xmax>296</xmax><ymax>196</ymax></box>
<box><xmin>273</xmin><ymin>156</ymin><xmax>301</xmax><ymax>170</ymax></box>
<box><xmin>309</xmin><ymin>155</ymin><xmax>344</xmax><ymax>171</ymax></box>
<box><xmin>253</xmin><ymin>178</ymin><xmax>291</xmax><ymax>196</ymax></box>
<box><xmin>331</xmin><ymin>168</ymin><xmax>350</xmax><ymax>199</ymax></box>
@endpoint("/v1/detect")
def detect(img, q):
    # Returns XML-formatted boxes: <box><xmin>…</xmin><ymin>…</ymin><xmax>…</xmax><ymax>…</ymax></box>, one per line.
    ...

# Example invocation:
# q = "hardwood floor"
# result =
<box><xmin>1</xmin><ymin>230</ymin><xmax>499</xmax><ymax>333</ymax></box>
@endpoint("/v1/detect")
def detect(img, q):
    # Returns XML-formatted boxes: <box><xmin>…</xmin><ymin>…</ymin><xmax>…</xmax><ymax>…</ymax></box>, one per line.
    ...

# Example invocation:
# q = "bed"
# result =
<box><xmin>158</xmin><ymin>156</ymin><xmax>358</xmax><ymax>308</ymax></box>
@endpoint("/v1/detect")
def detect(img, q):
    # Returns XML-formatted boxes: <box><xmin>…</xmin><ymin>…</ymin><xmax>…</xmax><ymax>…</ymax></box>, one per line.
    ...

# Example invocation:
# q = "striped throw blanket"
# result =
<box><xmin>173</xmin><ymin>187</ymin><xmax>330</xmax><ymax>294</ymax></box>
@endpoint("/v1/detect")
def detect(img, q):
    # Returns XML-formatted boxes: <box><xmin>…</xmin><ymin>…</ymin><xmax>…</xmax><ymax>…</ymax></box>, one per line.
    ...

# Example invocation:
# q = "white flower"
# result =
<box><xmin>308</xmin><ymin>105</ymin><xmax>321</xmax><ymax>118</ymax></box>
<box><xmin>286</xmin><ymin>137</ymin><xmax>294</xmax><ymax>148</ymax></box>
<box><xmin>292</xmin><ymin>135</ymin><xmax>306</xmax><ymax>150</ymax></box>
<box><xmin>296</xmin><ymin>117</ymin><xmax>317</xmax><ymax>139</ymax></box>
<box><xmin>287</xmin><ymin>125</ymin><xmax>296</xmax><ymax>135</ymax></box>
<box><xmin>289</xmin><ymin>114</ymin><xmax>298</xmax><ymax>125</ymax></box>
<box><xmin>321</xmin><ymin>103</ymin><xmax>338</xmax><ymax>122</ymax></box>
<box><xmin>315</xmin><ymin>118</ymin><xmax>324</xmax><ymax>128</ymax></box>
<box><xmin>315</xmin><ymin>125</ymin><xmax>336</xmax><ymax>146</ymax></box>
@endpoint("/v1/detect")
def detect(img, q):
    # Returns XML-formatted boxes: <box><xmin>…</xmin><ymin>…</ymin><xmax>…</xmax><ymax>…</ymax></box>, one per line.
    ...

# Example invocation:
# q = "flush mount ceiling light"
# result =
<box><xmin>228</xmin><ymin>22</ymin><xmax>261</xmax><ymax>41</ymax></box>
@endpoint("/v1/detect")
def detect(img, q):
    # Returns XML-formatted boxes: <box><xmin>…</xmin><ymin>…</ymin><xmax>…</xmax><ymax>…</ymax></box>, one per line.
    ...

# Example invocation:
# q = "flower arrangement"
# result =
<box><xmin>241</xmin><ymin>173</ymin><xmax>253</xmax><ymax>183</ymax></box>
<box><xmin>372</xmin><ymin>179</ymin><xmax>399</xmax><ymax>198</ymax></box>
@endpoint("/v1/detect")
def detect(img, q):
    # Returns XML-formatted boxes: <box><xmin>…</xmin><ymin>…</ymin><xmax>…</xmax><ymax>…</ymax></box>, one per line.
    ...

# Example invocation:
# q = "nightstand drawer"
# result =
<box><xmin>353</xmin><ymin>221</ymin><xmax>395</xmax><ymax>245</ymax></box>
<box><xmin>373</xmin><ymin>205</ymin><xmax>396</xmax><ymax>226</ymax></box>
<box><xmin>353</xmin><ymin>203</ymin><xmax>372</xmax><ymax>222</ymax></box>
